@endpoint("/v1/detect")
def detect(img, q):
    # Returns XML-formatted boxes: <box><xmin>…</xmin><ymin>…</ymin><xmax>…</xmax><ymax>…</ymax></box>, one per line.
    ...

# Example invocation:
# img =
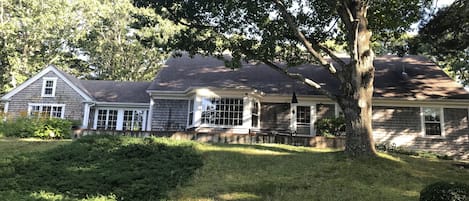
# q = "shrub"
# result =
<box><xmin>315</xmin><ymin>117</ymin><xmax>345</xmax><ymax>137</ymax></box>
<box><xmin>0</xmin><ymin>117</ymin><xmax>73</xmax><ymax>139</ymax></box>
<box><xmin>420</xmin><ymin>181</ymin><xmax>469</xmax><ymax>201</ymax></box>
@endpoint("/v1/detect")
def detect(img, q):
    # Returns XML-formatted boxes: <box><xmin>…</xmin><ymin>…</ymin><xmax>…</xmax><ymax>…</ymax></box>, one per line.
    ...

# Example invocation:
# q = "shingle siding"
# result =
<box><xmin>372</xmin><ymin>106</ymin><xmax>469</xmax><ymax>159</ymax></box>
<box><xmin>151</xmin><ymin>99</ymin><xmax>188</xmax><ymax>131</ymax></box>
<box><xmin>316</xmin><ymin>104</ymin><xmax>335</xmax><ymax>119</ymax></box>
<box><xmin>7</xmin><ymin>71</ymin><xmax>85</xmax><ymax>120</ymax></box>
<box><xmin>260</xmin><ymin>102</ymin><xmax>291</xmax><ymax>131</ymax></box>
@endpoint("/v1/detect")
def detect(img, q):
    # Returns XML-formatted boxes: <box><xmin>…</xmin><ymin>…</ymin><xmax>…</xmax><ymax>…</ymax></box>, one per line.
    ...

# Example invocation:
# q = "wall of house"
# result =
<box><xmin>151</xmin><ymin>99</ymin><xmax>188</xmax><ymax>131</ymax></box>
<box><xmin>6</xmin><ymin>71</ymin><xmax>85</xmax><ymax>120</ymax></box>
<box><xmin>372</xmin><ymin>106</ymin><xmax>469</xmax><ymax>159</ymax></box>
<box><xmin>260</xmin><ymin>102</ymin><xmax>291</xmax><ymax>132</ymax></box>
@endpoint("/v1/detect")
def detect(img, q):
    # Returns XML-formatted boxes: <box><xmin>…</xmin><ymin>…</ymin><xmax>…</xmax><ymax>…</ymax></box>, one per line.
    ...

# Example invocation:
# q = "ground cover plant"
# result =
<box><xmin>0</xmin><ymin>135</ymin><xmax>203</xmax><ymax>200</ymax></box>
<box><xmin>0</xmin><ymin>136</ymin><xmax>468</xmax><ymax>201</ymax></box>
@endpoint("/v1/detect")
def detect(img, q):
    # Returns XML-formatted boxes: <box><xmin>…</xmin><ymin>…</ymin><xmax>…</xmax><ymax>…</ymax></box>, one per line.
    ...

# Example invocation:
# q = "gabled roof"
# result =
<box><xmin>1</xmin><ymin>65</ymin><xmax>151</xmax><ymax>104</ymax></box>
<box><xmin>148</xmin><ymin>54</ymin><xmax>469</xmax><ymax>100</ymax></box>
<box><xmin>1</xmin><ymin>65</ymin><xmax>94</xmax><ymax>101</ymax></box>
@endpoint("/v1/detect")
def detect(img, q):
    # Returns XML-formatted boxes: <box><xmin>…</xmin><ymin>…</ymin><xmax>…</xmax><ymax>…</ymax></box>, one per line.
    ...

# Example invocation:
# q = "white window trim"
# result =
<box><xmin>191</xmin><ymin>95</ymin><xmax>255</xmax><ymax>129</ymax></box>
<box><xmin>93</xmin><ymin>108</ymin><xmax>148</xmax><ymax>131</ymax></box>
<box><xmin>41</xmin><ymin>77</ymin><xmax>57</xmax><ymax>97</ymax></box>
<box><xmin>420</xmin><ymin>107</ymin><xmax>445</xmax><ymax>137</ymax></box>
<box><xmin>187</xmin><ymin>97</ymin><xmax>195</xmax><ymax>128</ymax></box>
<box><xmin>28</xmin><ymin>103</ymin><xmax>66</xmax><ymax>118</ymax></box>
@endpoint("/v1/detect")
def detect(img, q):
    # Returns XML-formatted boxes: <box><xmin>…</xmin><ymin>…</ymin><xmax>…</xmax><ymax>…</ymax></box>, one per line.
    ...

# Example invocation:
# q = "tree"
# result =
<box><xmin>410</xmin><ymin>0</ymin><xmax>469</xmax><ymax>85</ymax></box>
<box><xmin>135</xmin><ymin>0</ymin><xmax>430</xmax><ymax>157</ymax></box>
<box><xmin>0</xmin><ymin>0</ymin><xmax>176</xmax><ymax>93</ymax></box>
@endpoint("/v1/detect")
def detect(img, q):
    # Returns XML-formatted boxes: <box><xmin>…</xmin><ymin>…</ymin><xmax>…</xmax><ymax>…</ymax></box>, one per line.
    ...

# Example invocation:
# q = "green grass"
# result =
<box><xmin>0</xmin><ymin>136</ymin><xmax>468</xmax><ymax>201</ymax></box>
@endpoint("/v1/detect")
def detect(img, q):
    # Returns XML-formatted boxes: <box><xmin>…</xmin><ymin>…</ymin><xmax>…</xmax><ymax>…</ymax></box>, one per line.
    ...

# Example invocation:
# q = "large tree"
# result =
<box><xmin>0</xmin><ymin>0</ymin><xmax>176</xmax><ymax>94</ymax></box>
<box><xmin>410</xmin><ymin>0</ymin><xmax>469</xmax><ymax>85</ymax></box>
<box><xmin>135</xmin><ymin>0</ymin><xmax>430</xmax><ymax>157</ymax></box>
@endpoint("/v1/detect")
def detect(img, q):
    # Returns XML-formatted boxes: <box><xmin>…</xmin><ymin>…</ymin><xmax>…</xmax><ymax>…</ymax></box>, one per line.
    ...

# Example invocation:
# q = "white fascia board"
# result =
<box><xmin>1</xmin><ymin>65</ymin><xmax>93</xmax><ymax>102</ymax></box>
<box><xmin>94</xmin><ymin>102</ymin><xmax>150</xmax><ymax>108</ymax></box>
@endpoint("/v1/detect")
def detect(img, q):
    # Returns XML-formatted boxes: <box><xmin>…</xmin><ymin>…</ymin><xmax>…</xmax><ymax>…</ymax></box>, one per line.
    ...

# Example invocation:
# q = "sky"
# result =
<box><xmin>409</xmin><ymin>0</ymin><xmax>456</xmax><ymax>34</ymax></box>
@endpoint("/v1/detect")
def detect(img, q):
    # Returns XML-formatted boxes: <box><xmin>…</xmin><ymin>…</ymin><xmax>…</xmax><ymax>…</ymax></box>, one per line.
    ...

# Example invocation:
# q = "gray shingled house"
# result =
<box><xmin>1</xmin><ymin>55</ymin><xmax>468</xmax><ymax>158</ymax></box>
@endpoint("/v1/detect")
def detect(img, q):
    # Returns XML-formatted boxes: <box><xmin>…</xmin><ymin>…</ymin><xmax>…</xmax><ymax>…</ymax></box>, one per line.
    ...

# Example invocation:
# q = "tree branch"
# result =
<box><xmin>273</xmin><ymin>0</ymin><xmax>340</xmax><ymax>77</ymax></box>
<box><xmin>262</xmin><ymin>59</ymin><xmax>337</xmax><ymax>101</ymax></box>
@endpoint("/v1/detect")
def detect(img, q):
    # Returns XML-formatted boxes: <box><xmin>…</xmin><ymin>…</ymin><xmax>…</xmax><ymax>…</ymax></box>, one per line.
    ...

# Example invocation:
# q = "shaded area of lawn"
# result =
<box><xmin>0</xmin><ymin>135</ymin><xmax>203</xmax><ymax>201</ymax></box>
<box><xmin>171</xmin><ymin>143</ymin><xmax>469</xmax><ymax>201</ymax></box>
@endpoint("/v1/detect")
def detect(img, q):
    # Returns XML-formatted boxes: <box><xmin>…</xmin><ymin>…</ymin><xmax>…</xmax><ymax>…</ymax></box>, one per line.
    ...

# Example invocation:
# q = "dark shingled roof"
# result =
<box><xmin>80</xmin><ymin>80</ymin><xmax>151</xmax><ymax>103</ymax></box>
<box><xmin>149</xmin><ymin>54</ymin><xmax>469</xmax><ymax>100</ymax></box>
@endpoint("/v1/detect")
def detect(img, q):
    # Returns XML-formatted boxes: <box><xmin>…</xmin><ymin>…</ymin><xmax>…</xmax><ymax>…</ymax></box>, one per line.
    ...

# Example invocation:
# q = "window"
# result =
<box><xmin>201</xmin><ymin>98</ymin><xmax>243</xmax><ymax>126</ymax></box>
<box><xmin>123</xmin><ymin>110</ymin><xmax>145</xmax><ymax>131</ymax></box>
<box><xmin>29</xmin><ymin>104</ymin><xmax>65</xmax><ymax>118</ymax></box>
<box><xmin>188</xmin><ymin>99</ymin><xmax>194</xmax><ymax>126</ymax></box>
<box><xmin>422</xmin><ymin>107</ymin><xmax>443</xmax><ymax>136</ymax></box>
<box><xmin>42</xmin><ymin>78</ymin><xmax>57</xmax><ymax>97</ymax></box>
<box><xmin>96</xmin><ymin>109</ymin><xmax>118</xmax><ymax>130</ymax></box>
<box><xmin>251</xmin><ymin>101</ymin><xmax>259</xmax><ymax>127</ymax></box>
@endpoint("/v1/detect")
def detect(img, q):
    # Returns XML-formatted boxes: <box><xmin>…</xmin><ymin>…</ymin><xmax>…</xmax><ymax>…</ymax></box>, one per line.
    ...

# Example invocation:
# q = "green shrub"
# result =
<box><xmin>0</xmin><ymin>117</ymin><xmax>73</xmax><ymax>139</ymax></box>
<box><xmin>0</xmin><ymin>135</ymin><xmax>203</xmax><ymax>200</ymax></box>
<box><xmin>420</xmin><ymin>181</ymin><xmax>469</xmax><ymax>201</ymax></box>
<box><xmin>315</xmin><ymin>117</ymin><xmax>345</xmax><ymax>137</ymax></box>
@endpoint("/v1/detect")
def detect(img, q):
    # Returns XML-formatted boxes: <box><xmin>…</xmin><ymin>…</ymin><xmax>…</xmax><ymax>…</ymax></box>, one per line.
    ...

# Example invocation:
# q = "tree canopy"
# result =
<box><xmin>135</xmin><ymin>0</ymin><xmax>430</xmax><ymax>157</ymax></box>
<box><xmin>0</xmin><ymin>0</ymin><xmax>177</xmax><ymax>94</ymax></box>
<box><xmin>410</xmin><ymin>0</ymin><xmax>469</xmax><ymax>85</ymax></box>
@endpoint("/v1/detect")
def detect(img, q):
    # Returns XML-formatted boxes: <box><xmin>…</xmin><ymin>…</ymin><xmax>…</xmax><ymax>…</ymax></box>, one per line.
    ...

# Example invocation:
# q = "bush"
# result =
<box><xmin>315</xmin><ymin>117</ymin><xmax>345</xmax><ymax>137</ymax></box>
<box><xmin>420</xmin><ymin>181</ymin><xmax>469</xmax><ymax>201</ymax></box>
<box><xmin>0</xmin><ymin>117</ymin><xmax>73</xmax><ymax>139</ymax></box>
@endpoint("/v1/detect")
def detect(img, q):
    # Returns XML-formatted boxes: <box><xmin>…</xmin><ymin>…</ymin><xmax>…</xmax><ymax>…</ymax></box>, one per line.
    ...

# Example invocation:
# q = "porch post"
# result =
<box><xmin>146</xmin><ymin>98</ymin><xmax>154</xmax><ymax>131</ymax></box>
<box><xmin>82</xmin><ymin>103</ymin><xmax>90</xmax><ymax>128</ymax></box>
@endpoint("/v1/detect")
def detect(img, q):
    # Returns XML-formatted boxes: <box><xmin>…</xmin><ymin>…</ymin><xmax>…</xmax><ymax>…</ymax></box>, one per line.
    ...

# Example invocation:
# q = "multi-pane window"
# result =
<box><xmin>423</xmin><ymin>107</ymin><xmax>442</xmax><ymax>136</ymax></box>
<box><xmin>42</xmin><ymin>78</ymin><xmax>57</xmax><ymax>97</ymax></box>
<box><xmin>251</xmin><ymin>101</ymin><xmax>259</xmax><ymax>127</ymax></box>
<box><xmin>123</xmin><ymin>110</ymin><xmax>145</xmax><ymax>131</ymax></box>
<box><xmin>188</xmin><ymin>99</ymin><xmax>194</xmax><ymax>126</ymax></box>
<box><xmin>29</xmin><ymin>104</ymin><xmax>64</xmax><ymax>118</ymax></box>
<box><xmin>201</xmin><ymin>98</ymin><xmax>243</xmax><ymax>126</ymax></box>
<box><xmin>96</xmin><ymin>109</ymin><xmax>118</xmax><ymax>130</ymax></box>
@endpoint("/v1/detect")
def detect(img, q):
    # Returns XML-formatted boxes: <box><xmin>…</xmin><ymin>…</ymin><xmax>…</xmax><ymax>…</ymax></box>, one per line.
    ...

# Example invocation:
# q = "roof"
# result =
<box><xmin>149</xmin><ymin>54</ymin><xmax>469</xmax><ymax>100</ymax></box>
<box><xmin>80</xmin><ymin>80</ymin><xmax>151</xmax><ymax>103</ymax></box>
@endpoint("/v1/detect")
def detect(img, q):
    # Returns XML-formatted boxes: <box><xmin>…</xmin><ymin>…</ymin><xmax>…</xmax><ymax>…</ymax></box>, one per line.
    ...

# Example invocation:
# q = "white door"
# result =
<box><xmin>296</xmin><ymin>105</ymin><xmax>315</xmax><ymax>135</ymax></box>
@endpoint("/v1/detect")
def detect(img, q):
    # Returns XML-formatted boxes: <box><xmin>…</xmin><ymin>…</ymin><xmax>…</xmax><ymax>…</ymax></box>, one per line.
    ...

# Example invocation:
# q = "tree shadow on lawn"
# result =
<box><xmin>175</xmin><ymin>145</ymin><xmax>468</xmax><ymax>201</ymax></box>
<box><xmin>0</xmin><ymin>135</ymin><xmax>203</xmax><ymax>200</ymax></box>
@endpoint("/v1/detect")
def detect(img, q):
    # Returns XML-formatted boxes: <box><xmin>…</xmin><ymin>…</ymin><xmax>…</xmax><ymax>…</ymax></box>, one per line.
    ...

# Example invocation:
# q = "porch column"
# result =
<box><xmin>82</xmin><ymin>103</ymin><xmax>91</xmax><ymax>128</ymax></box>
<box><xmin>146</xmin><ymin>98</ymin><xmax>154</xmax><ymax>131</ymax></box>
<box><xmin>3</xmin><ymin>101</ymin><xmax>9</xmax><ymax>114</ymax></box>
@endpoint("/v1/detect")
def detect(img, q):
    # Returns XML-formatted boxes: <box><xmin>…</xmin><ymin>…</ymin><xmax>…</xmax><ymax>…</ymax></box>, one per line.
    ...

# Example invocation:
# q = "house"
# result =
<box><xmin>1</xmin><ymin>54</ymin><xmax>468</xmax><ymax>158</ymax></box>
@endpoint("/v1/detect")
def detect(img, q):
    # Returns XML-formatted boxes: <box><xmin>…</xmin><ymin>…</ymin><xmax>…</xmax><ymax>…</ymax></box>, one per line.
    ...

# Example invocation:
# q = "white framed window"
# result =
<box><xmin>188</xmin><ymin>99</ymin><xmax>194</xmax><ymax>126</ymax></box>
<box><xmin>251</xmin><ymin>100</ymin><xmax>259</xmax><ymax>128</ymax></box>
<box><xmin>28</xmin><ymin>103</ymin><xmax>65</xmax><ymax>118</ymax></box>
<box><xmin>421</xmin><ymin>107</ymin><xmax>444</xmax><ymax>136</ymax></box>
<box><xmin>41</xmin><ymin>77</ymin><xmax>57</xmax><ymax>97</ymax></box>
<box><xmin>94</xmin><ymin>108</ymin><xmax>148</xmax><ymax>131</ymax></box>
<box><xmin>96</xmin><ymin>109</ymin><xmax>118</xmax><ymax>130</ymax></box>
<box><xmin>201</xmin><ymin>98</ymin><xmax>244</xmax><ymax>126</ymax></box>
<box><xmin>123</xmin><ymin>110</ymin><xmax>145</xmax><ymax>131</ymax></box>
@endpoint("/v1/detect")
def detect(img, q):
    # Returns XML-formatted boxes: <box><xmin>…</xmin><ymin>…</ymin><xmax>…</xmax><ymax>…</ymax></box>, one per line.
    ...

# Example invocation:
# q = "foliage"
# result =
<box><xmin>0</xmin><ymin>0</ymin><xmax>176</xmax><ymax>94</ymax></box>
<box><xmin>420</xmin><ymin>181</ymin><xmax>469</xmax><ymax>201</ymax></box>
<box><xmin>410</xmin><ymin>0</ymin><xmax>469</xmax><ymax>85</ymax></box>
<box><xmin>135</xmin><ymin>0</ymin><xmax>431</xmax><ymax>157</ymax></box>
<box><xmin>315</xmin><ymin>117</ymin><xmax>346</xmax><ymax>137</ymax></box>
<box><xmin>1</xmin><ymin>138</ymin><xmax>469</xmax><ymax>200</ymax></box>
<box><xmin>375</xmin><ymin>143</ymin><xmax>453</xmax><ymax>160</ymax></box>
<box><xmin>0</xmin><ymin>135</ymin><xmax>203</xmax><ymax>200</ymax></box>
<box><xmin>0</xmin><ymin>117</ymin><xmax>72</xmax><ymax>139</ymax></box>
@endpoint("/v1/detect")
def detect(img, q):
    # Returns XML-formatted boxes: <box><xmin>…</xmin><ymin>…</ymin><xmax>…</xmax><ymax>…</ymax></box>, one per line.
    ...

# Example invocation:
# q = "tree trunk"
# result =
<box><xmin>338</xmin><ymin>0</ymin><xmax>377</xmax><ymax>157</ymax></box>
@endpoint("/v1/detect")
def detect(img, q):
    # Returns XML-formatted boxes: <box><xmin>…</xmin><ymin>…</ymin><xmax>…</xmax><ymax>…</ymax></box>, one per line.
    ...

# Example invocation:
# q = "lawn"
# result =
<box><xmin>0</xmin><ymin>136</ymin><xmax>468</xmax><ymax>201</ymax></box>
